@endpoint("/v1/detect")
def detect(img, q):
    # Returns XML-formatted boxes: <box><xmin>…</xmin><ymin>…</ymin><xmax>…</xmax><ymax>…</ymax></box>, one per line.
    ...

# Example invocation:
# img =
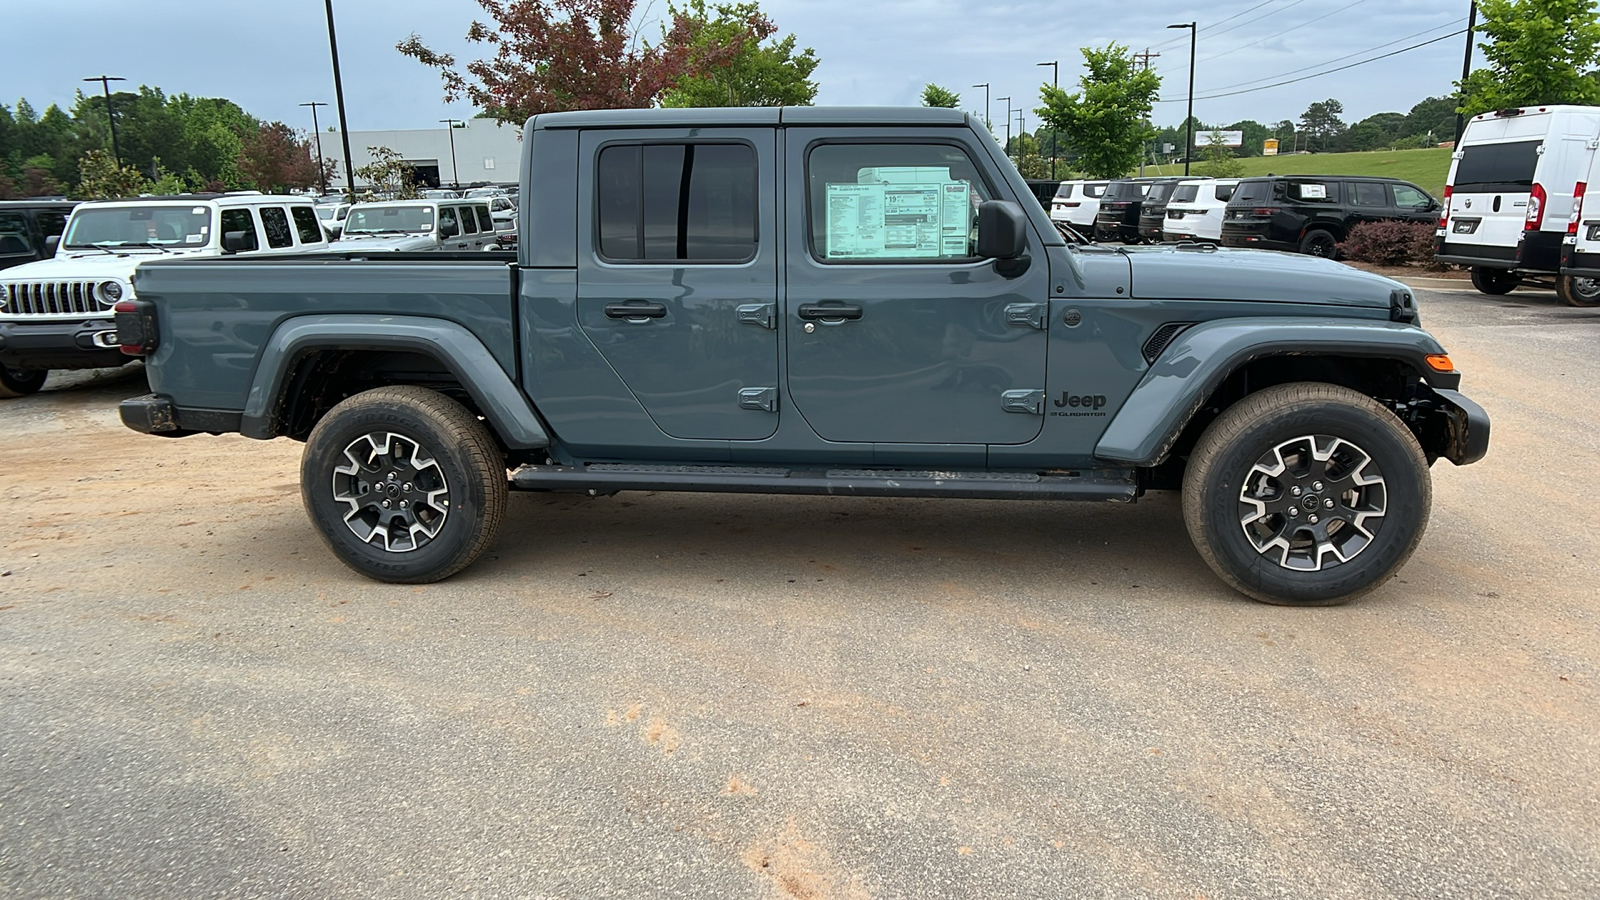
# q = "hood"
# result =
<box><xmin>0</xmin><ymin>248</ymin><xmax>201</xmax><ymax>283</ymax></box>
<box><xmin>333</xmin><ymin>234</ymin><xmax>437</xmax><ymax>253</ymax></box>
<box><xmin>1123</xmin><ymin>246</ymin><xmax>1404</xmax><ymax>310</ymax></box>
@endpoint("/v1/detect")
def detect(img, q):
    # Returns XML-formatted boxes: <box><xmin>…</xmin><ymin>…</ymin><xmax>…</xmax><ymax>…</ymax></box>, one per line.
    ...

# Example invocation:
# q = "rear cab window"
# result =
<box><xmin>1454</xmin><ymin>140</ymin><xmax>1541</xmax><ymax>193</ymax></box>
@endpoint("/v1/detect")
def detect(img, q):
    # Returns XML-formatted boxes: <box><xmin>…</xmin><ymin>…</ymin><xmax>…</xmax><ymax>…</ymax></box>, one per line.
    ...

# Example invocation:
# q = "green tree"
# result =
<box><xmin>921</xmin><ymin>84</ymin><xmax>961</xmax><ymax>108</ymax></box>
<box><xmin>660</xmin><ymin>1</ymin><xmax>818</xmax><ymax>107</ymax></box>
<box><xmin>1298</xmin><ymin>99</ymin><xmax>1346</xmax><ymax>152</ymax></box>
<box><xmin>1460</xmin><ymin>0</ymin><xmax>1600</xmax><ymax>115</ymax></box>
<box><xmin>355</xmin><ymin>146</ymin><xmax>421</xmax><ymax>200</ymax></box>
<box><xmin>1402</xmin><ymin>95</ymin><xmax>1457</xmax><ymax>143</ymax></box>
<box><xmin>75</xmin><ymin>149</ymin><xmax>150</xmax><ymax>200</ymax></box>
<box><xmin>1036</xmin><ymin>43</ymin><xmax>1161</xmax><ymax>178</ymax></box>
<box><xmin>1195</xmin><ymin>131</ymin><xmax>1244</xmax><ymax>177</ymax></box>
<box><xmin>1226</xmin><ymin>119</ymin><xmax>1271</xmax><ymax>157</ymax></box>
<box><xmin>1008</xmin><ymin>132</ymin><xmax>1050</xmax><ymax>178</ymax></box>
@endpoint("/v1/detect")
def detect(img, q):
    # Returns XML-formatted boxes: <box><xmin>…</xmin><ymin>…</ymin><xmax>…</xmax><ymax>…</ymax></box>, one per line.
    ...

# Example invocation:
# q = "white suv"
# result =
<box><xmin>335</xmin><ymin>200</ymin><xmax>503</xmax><ymax>253</ymax></box>
<box><xmin>1162</xmin><ymin>178</ymin><xmax>1239</xmax><ymax>243</ymax></box>
<box><xmin>0</xmin><ymin>193</ymin><xmax>329</xmax><ymax>397</ymax></box>
<box><xmin>1049</xmin><ymin>180</ymin><xmax>1108</xmax><ymax>230</ymax></box>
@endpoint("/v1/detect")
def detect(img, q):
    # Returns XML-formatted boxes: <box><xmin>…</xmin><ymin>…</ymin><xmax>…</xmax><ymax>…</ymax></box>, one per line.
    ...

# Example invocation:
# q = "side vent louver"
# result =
<box><xmin>1142</xmin><ymin>322</ymin><xmax>1194</xmax><ymax>365</ymax></box>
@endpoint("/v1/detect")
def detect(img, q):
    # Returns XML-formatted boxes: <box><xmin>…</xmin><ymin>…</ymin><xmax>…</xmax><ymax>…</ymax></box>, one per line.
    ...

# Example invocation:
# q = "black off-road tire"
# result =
<box><xmin>301</xmin><ymin>385</ymin><xmax>508</xmax><ymax>583</ymax></box>
<box><xmin>1556</xmin><ymin>273</ymin><xmax>1600</xmax><ymax>307</ymax></box>
<box><xmin>1182</xmin><ymin>382</ymin><xmax>1431</xmax><ymax>606</ymax></box>
<box><xmin>1298</xmin><ymin>229</ymin><xmax>1339</xmax><ymax>258</ymax></box>
<box><xmin>1470</xmin><ymin>266</ymin><xmax>1521</xmax><ymax>295</ymax></box>
<box><xmin>0</xmin><ymin>367</ymin><xmax>48</xmax><ymax>398</ymax></box>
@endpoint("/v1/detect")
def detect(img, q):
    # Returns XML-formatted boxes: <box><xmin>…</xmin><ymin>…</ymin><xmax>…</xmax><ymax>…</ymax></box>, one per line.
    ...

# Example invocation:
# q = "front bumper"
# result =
<box><xmin>0</xmin><ymin>318</ymin><xmax>129</xmax><ymax>370</ymax></box>
<box><xmin>1432</xmin><ymin>388</ymin><xmax>1491</xmax><ymax>466</ymax></box>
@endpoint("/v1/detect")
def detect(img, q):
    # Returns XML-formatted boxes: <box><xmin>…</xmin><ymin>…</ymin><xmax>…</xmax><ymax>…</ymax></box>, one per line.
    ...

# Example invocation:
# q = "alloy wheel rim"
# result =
<box><xmin>1575</xmin><ymin>277</ymin><xmax>1600</xmax><ymax>300</ymax></box>
<box><xmin>1237</xmin><ymin>434</ymin><xmax>1387</xmax><ymax>571</ymax></box>
<box><xmin>331</xmin><ymin>431</ymin><xmax>451</xmax><ymax>552</ymax></box>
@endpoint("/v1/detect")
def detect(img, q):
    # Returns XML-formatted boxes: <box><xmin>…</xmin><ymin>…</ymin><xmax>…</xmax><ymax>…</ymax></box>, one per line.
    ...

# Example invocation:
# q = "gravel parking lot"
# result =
<box><xmin>2</xmin><ymin>283</ymin><xmax>1596</xmax><ymax>899</ymax></box>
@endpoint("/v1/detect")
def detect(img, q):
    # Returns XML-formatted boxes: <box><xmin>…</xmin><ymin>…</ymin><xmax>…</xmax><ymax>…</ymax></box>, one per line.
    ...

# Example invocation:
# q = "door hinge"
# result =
<box><xmin>737</xmin><ymin>302</ymin><xmax>776</xmax><ymax>330</ymax></box>
<box><xmin>738</xmin><ymin>386</ymin><xmax>778</xmax><ymax>412</ymax></box>
<box><xmin>1004</xmin><ymin>303</ymin><xmax>1047</xmax><ymax>330</ymax></box>
<box><xmin>1001</xmin><ymin>389</ymin><xmax>1044</xmax><ymax>415</ymax></box>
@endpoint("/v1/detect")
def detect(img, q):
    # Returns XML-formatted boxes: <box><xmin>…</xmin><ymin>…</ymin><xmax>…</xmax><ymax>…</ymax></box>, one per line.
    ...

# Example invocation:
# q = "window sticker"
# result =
<box><xmin>185</xmin><ymin>234</ymin><xmax>203</xmax><ymax>243</ymax></box>
<box><xmin>825</xmin><ymin>168</ymin><xmax>971</xmax><ymax>259</ymax></box>
<box><xmin>1298</xmin><ymin>183</ymin><xmax>1327</xmax><ymax>200</ymax></box>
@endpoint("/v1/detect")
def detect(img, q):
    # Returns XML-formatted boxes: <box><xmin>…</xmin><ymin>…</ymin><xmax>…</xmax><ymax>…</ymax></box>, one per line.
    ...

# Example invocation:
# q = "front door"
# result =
<box><xmin>783</xmin><ymin>130</ymin><xmax>1050</xmax><ymax>445</ymax></box>
<box><xmin>575</xmin><ymin>128</ymin><xmax>778</xmax><ymax>441</ymax></box>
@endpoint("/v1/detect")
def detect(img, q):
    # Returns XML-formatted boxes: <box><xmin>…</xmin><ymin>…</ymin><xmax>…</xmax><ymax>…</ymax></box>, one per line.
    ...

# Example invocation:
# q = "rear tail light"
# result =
<box><xmin>1252</xmin><ymin>208</ymin><xmax>1276</xmax><ymax>217</ymax></box>
<box><xmin>114</xmin><ymin>298</ymin><xmax>158</xmax><ymax>356</ymax></box>
<box><xmin>1569</xmin><ymin>182</ymin><xmax>1587</xmax><ymax>235</ymax></box>
<box><xmin>1526</xmin><ymin>183</ymin><xmax>1547</xmax><ymax>230</ymax></box>
<box><xmin>1439</xmin><ymin>185</ymin><xmax>1452</xmax><ymax>230</ymax></box>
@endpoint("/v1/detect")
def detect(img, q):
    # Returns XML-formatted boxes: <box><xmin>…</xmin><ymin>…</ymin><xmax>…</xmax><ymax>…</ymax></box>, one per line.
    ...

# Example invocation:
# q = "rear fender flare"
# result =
<box><xmin>1094</xmin><ymin>317</ymin><xmax>1452</xmax><ymax>466</ymax></box>
<box><xmin>240</xmin><ymin>315</ymin><xmax>549</xmax><ymax>449</ymax></box>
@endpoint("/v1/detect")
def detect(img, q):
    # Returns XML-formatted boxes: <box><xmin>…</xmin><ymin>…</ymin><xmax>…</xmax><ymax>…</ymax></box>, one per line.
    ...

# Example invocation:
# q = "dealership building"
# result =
<box><xmin>319</xmin><ymin>118</ymin><xmax>523</xmax><ymax>191</ymax></box>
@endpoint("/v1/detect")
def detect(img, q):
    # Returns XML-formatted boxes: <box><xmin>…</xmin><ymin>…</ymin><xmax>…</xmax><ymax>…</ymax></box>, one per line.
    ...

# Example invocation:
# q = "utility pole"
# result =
<box><xmin>1133</xmin><ymin>49</ymin><xmax>1160</xmax><ymax>176</ymax></box>
<box><xmin>439</xmin><ymin>119</ymin><xmax>463</xmax><ymax>190</ymax></box>
<box><xmin>1455</xmin><ymin>1</ymin><xmax>1479</xmax><ymax>144</ymax></box>
<box><xmin>997</xmin><ymin>97</ymin><xmax>1012</xmax><ymax>155</ymax></box>
<box><xmin>1168</xmin><ymin>22</ymin><xmax>1197</xmax><ymax>176</ymax></box>
<box><xmin>1037</xmin><ymin>61</ymin><xmax>1058</xmax><ymax>179</ymax></box>
<box><xmin>82</xmin><ymin>75</ymin><xmax>126</xmax><ymax>167</ymax></box>
<box><xmin>971</xmin><ymin>83</ymin><xmax>990</xmax><ymax>132</ymax></box>
<box><xmin>299</xmin><ymin>101</ymin><xmax>329</xmax><ymax>194</ymax></box>
<box><xmin>324</xmin><ymin>0</ymin><xmax>358</xmax><ymax>200</ymax></box>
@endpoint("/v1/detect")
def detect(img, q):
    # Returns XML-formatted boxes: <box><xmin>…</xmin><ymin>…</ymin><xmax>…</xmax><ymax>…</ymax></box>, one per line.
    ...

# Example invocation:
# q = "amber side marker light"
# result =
<box><xmin>1425</xmin><ymin>354</ymin><xmax>1455</xmax><ymax>373</ymax></box>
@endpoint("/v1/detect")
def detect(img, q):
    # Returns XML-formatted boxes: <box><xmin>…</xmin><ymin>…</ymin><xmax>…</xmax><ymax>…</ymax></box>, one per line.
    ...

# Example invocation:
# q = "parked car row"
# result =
<box><xmin>1051</xmin><ymin>173</ymin><xmax>1439</xmax><ymax>254</ymax></box>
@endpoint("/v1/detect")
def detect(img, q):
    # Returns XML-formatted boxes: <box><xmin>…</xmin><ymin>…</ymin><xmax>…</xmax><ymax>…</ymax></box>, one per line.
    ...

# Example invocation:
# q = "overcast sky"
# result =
<box><xmin>7</xmin><ymin>0</ymin><xmax>1469</xmax><ymax>134</ymax></box>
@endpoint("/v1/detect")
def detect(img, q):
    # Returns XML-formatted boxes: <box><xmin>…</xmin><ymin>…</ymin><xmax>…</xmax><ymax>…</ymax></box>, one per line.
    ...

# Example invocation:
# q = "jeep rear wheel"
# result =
<box><xmin>1182</xmin><ymin>383</ymin><xmax>1431</xmax><ymax>606</ymax></box>
<box><xmin>1556</xmin><ymin>273</ymin><xmax>1600</xmax><ymax>306</ymax></box>
<box><xmin>1298</xmin><ymin>229</ymin><xmax>1338</xmax><ymax>258</ymax></box>
<box><xmin>301</xmin><ymin>385</ymin><xmax>507</xmax><ymax>583</ymax></box>
<box><xmin>0</xmin><ymin>367</ymin><xmax>47</xmax><ymax>398</ymax></box>
<box><xmin>1470</xmin><ymin>267</ymin><xmax>1521</xmax><ymax>295</ymax></box>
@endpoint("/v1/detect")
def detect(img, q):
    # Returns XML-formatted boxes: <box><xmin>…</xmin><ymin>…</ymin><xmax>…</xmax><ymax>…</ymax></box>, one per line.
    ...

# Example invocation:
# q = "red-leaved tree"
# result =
<box><xmin>236</xmin><ymin>122</ymin><xmax>326</xmax><ymax>193</ymax></box>
<box><xmin>398</xmin><ymin>0</ymin><xmax>751</xmax><ymax>122</ymax></box>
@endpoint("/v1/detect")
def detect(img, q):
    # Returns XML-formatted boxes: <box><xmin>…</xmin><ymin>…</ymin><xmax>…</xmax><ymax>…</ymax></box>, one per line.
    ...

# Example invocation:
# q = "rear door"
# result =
<box><xmin>1447</xmin><ymin>122</ymin><xmax>1545</xmax><ymax>253</ymax></box>
<box><xmin>574</xmin><ymin>127</ymin><xmax>778</xmax><ymax>441</ymax></box>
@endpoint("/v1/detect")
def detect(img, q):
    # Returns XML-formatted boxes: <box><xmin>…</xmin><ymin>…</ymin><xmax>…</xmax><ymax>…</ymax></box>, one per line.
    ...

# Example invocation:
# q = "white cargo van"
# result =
<box><xmin>1436</xmin><ymin>105</ymin><xmax>1600</xmax><ymax>295</ymax></box>
<box><xmin>1556</xmin><ymin>145</ymin><xmax>1600</xmax><ymax>306</ymax></box>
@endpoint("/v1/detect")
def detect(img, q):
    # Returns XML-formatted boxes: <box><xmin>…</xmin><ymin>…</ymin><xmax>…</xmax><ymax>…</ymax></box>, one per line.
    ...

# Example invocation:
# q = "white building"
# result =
<box><xmin>318</xmin><ymin>118</ymin><xmax>523</xmax><ymax>191</ymax></box>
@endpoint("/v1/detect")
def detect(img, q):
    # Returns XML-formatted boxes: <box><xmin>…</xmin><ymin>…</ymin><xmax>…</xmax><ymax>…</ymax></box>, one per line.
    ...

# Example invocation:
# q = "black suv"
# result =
<box><xmin>1220</xmin><ymin>176</ymin><xmax>1438</xmax><ymax>257</ymax></box>
<box><xmin>0</xmin><ymin>199</ymin><xmax>77</xmax><ymax>271</ymax></box>
<box><xmin>1094</xmin><ymin>178</ymin><xmax>1180</xmax><ymax>244</ymax></box>
<box><xmin>1138</xmin><ymin>178</ymin><xmax>1205</xmax><ymax>241</ymax></box>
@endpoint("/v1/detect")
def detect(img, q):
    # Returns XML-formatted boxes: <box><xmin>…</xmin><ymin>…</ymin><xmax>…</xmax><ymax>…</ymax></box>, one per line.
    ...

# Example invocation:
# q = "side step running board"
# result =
<box><xmin>510</xmin><ymin>463</ymin><xmax>1139</xmax><ymax>502</ymax></box>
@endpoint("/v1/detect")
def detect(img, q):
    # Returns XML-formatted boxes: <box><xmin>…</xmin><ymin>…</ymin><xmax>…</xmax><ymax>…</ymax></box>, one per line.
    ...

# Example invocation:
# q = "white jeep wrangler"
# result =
<box><xmin>0</xmin><ymin>193</ymin><xmax>329</xmax><ymax>397</ymax></box>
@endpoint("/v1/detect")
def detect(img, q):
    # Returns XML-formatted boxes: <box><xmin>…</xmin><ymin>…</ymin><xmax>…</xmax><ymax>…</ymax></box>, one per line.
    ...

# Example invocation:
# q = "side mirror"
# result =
<box><xmin>43</xmin><ymin>234</ymin><xmax>59</xmax><ymax>254</ymax></box>
<box><xmin>441</xmin><ymin>221</ymin><xmax>460</xmax><ymax>239</ymax></box>
<box><xmin>222</xmin><ymin>231</ymin><xmax>251</xmax><ymax>253</ymax></box>
<box><xmin>976</xmin><ymin>200</ymin><xmax>1028</xmax><ymax>260</ymax></box>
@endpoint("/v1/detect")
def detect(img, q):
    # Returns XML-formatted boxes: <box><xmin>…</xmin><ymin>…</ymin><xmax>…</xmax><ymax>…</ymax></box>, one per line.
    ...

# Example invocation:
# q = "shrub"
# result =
<box><xmin>1337</xmin><ymin>220</ymin><xmax>1438</xmax><ymax>266</ymax></box>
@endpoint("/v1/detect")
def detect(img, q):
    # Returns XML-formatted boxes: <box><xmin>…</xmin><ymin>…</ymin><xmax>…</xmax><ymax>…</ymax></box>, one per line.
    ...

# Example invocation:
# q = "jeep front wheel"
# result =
<box><xmin>301</xmin><ymin>385</ymin><xmax>508</xmax><ymax>583</ymax></box>
<box><xmin>1182</xmin><ymin>383</ymin><xmax>1431</xmax><ymax>606</ymax></box>
<box><xmin>0</xmin><ymin>367</ymin><xmax>47</xmax><ymax>398</ymax></box>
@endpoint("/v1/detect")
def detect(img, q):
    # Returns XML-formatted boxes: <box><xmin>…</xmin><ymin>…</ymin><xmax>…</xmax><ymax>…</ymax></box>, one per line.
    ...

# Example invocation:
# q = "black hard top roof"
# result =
<box><xmin>1238</xmin><ymin>174</ymin><xmax>1419</xmax><ymax>184</ymax></box>
<box><xmin>529</xmin><ymin>106</ymin><xmax>972</xmax><ymax>131</ymax></box>
<box><xmin>0</xmin><ymin>198</ymin><xmax>79</xmax><ymax>206</ymax></box>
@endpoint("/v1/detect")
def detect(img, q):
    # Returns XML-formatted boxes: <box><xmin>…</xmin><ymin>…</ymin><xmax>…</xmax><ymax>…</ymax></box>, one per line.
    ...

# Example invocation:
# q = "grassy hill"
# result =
<box><xmin>1135</xmin><ymin>147</ymin><xmax>1453</xmax><ymax>198</ymax></box>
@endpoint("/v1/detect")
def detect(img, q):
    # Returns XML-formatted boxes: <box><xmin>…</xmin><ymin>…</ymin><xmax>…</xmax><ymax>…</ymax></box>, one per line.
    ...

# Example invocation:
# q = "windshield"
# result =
<box><xmin>63</xmin><ymin>206</ymin><xmax>213</xmax><ymax>249</ymax></box>
<box><xmin>344</xmin><ymin>206</ymin><xmax>435</xmax><ymax>235</ymax></box>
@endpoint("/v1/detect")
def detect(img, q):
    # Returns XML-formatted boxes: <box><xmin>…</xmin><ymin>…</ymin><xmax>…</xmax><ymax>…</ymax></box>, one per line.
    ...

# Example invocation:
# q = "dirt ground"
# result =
<box><xmin>1</xmin><ymin>282</ymin><xmax>1597</xmax><ymax>899</ymax></box>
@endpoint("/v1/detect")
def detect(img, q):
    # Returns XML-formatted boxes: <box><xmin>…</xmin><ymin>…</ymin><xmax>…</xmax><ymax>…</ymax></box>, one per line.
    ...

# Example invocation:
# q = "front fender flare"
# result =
<box><xmin>240</xmin><ymin>315</ymin><xmax>549</xmax><ymax>450</ymax></box>
<box><xmin>1094</xmin><ymin>317</ymin><xmax>1451</xmax><ymax>466</ymax></box>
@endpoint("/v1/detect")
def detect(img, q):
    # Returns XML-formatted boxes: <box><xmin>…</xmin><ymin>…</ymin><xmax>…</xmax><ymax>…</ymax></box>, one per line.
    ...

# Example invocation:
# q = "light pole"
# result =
<box><xmin>324</xmin><ymin>0</ymin><xmax>357</xmax><ymax>200</ymax></box>
<box><xmin>300</xmin><ymin>101</ymin><xmax>329</xmax><ymax>194</ymax></box>
<box><xmin>1168</xmin><ymin>22</ymin><xmax>1197</xmax><ymax>176</ymax></box>
<box><xmin>997</xmin><ymin>96</ymin><xmax>1012</xmax><ymax>154</ymax></box>
<box><xmin>82</xmin><ymin>75</ymin><xmax>126</xmax><ymax>167</ymax></box>
<box><xmin>971</xmin><ymin>83</ymin><xmax>990</xmax><ymax>131</ymax></box>
<box><xmin>1037</xmin><ymin>61</ymin><xmax>1058</xmax><ymax>179</ymax></box>
<box><xmin>1455</xmin><ymin>1</ymin><xmax>1479</xmax><ymax>143</ymax></box>
<box><xmin>439</xmin><ymin>119</ymin><xmax>463</xmax><ymax>190</ymax></box>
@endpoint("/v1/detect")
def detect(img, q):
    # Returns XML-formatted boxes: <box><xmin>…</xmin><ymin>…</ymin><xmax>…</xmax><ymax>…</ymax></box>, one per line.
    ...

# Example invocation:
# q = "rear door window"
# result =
<box><xmin>291</xmin><ymin>206</ymin><xmax>323</xmax><ymax>244</ymax></box>
<box><xmin>1454</xmin><ymin>140</ymin><xmax>1541</xmax><ymax>193</ymax></box>
<box><xmin>598</xmin><ymin>142</ymin><xmax>759</xmax><ymax>262</ymax></box>
<box><xmin>1288</xmin><ymin>181</ymin><xmax>1338</xmax><ymax>202</ymax></box>
<box><xmin>260</xmin><ymin>207</ymin><xmax>295</xmax><ymax>248</ymax></box>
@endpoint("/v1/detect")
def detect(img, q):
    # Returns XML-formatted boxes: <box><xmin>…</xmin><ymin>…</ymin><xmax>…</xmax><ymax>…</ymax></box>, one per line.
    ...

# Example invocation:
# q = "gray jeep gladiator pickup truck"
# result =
<box><xmin>114</xmin><ymin>107</ymin><xmax>1489</xmax><ymax>606</ymax></box>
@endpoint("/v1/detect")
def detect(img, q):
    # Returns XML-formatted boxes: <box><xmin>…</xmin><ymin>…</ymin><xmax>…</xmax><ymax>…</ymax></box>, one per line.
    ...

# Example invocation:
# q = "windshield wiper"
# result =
<box><xmin>75</xmin><ymin>243</ymin><xmax>119</xmax><ymax>255</ymax></box>
<box><xmin>118</xmin><ymin>242</ymin><xmax>172</xmax><ymax>254</ymax></box>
